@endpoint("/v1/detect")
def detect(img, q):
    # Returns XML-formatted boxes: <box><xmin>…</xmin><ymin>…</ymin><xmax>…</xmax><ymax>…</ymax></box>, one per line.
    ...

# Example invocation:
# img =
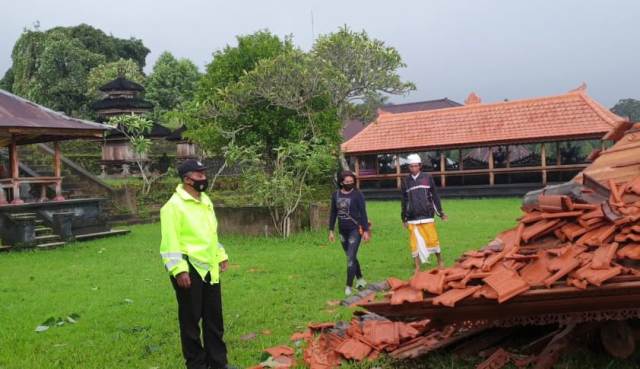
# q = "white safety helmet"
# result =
<box><xmin>406</xmin><ymin>154</ymin><xmax>422</xmax><ymax>165</ymax></box>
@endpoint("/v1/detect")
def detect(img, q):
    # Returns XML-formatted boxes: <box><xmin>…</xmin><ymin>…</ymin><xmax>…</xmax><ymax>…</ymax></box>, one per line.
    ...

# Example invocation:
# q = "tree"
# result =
<box><xmin>0</xmin><ymin>68</ymin><xmax>14</xmax><ymax>91</ymax></box>
<box><xmin>181</xmin><ymin>28</ymin><xmax>415</xmax><ymax>237</ymax></box>
<box><xmin>185</xmin><ymin>31</ymin><xmax>297</xmax><ymax>159</ymax></box>
<box><xmin>312</xmin><ymin>25</ymin><xmax>415</xmax><ymax>122</ymax></box>
<box><xmin>2</xmin><ymin>24</ymin><xmax>150</xmax><ymax>116</ymax></box>
<box><xmin>145</xmin><ymin>52</ymin><xmax>200</xmax><ymax>116</ymax></box>
<box><xmin>26</xmin><ymin>30</ymin><xmax>106</xmax><ymax>115</ymax></box>
<box><xmin>85</xmin><ymin>58</ymin><xmax>145</xmax><ymax>101</ymax></box>
<box><xmin>612</xmin><ymin>98</ymin><xmax>640</xmax><ymax>122</ymax></box>
<box><xmin>107</xmin><ymin>114</ymin><xmax>166</xmax><ymax>195</ymax></box>
<box><xmin>230</xmin><ymin>140</ymin><xmax>334</xmax><ymax>237</ymax></box>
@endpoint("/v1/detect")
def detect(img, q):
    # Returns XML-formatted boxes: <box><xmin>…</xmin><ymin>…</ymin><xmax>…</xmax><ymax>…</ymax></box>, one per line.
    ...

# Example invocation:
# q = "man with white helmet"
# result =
<box><xmin>401</xmin><ymin>153</ymin><xmax>448</xmax><ymax>270</ymax></box>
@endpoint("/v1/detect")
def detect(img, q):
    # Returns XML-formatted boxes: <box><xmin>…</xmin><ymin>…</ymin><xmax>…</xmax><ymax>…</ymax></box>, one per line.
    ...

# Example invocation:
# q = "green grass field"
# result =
<box><xmin>0</xmin><ymin>199</ymin><xmax>636</xmax><ymax>369</ymax></box>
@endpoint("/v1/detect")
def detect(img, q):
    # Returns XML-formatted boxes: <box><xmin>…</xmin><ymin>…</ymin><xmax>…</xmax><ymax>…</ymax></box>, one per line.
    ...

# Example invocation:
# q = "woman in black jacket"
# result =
<box><xmin>328</xmin><ymin>171</ymin><xmax>370</xmax><ymax>296</ymax></box>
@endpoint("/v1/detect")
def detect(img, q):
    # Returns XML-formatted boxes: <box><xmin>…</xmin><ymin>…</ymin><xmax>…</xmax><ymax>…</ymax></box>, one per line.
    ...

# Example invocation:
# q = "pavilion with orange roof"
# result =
<box><xmin>341</xmin><ymin>86</ymin><xmax>632</xmax><ymax>196</ymax></box>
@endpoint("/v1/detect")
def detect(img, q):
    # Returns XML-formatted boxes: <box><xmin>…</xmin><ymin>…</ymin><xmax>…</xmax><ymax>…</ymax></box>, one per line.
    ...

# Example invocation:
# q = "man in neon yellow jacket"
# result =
<box><xmin>160</xmin><ymin>159</ymin><xmax>233</xmax><ymax>369</ymax></box>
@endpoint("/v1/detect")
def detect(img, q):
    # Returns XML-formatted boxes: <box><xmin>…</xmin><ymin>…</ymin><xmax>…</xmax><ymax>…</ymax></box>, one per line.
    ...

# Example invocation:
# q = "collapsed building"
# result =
<box><xmin>250</xmin><ymin>119</ymin><xmax>640</xmax><ymax>368</ymax></box>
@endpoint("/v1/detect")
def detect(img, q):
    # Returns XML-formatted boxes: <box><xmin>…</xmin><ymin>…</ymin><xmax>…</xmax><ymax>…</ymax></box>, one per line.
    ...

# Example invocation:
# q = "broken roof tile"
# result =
<box><xmin>335</xmin><ymin>338</ymin><xmax>372</xmax><ymax>361</ymax></box>
<box><xmin>291</xmin><ymin>330</ymin><xmax>313</xmax><ymax>342</ymax></box>
<box><xmin>560</xmin><ymin>223</ymin><xmax>588</xmax><ymax>241</ymax></box>
<box><xmin>264</xmin><ymin>345</ymin><xmax>295</xmax><ymax>357</ymax></box>
<box><xmin>522</xmin><ymin>219</ymin><xmax>562</xmax><ymax>243</ymax></box>
<box><xmin>584</xmin><ymin>265</ymin><xmax>622</xmax><ymax>286</ymax></box>
<box><xmin>432</xmin><ymin>285</ymin><xmax>482</xmax><ymax>307</ymax></box>
<box><xmin>387</xmin><ymin>277</ymin><xmax>408</xmax><ymax>290</ymax></box>
<box><xmin>591</xmin><ymin>243</ymin><xmax>619</xmax><ymax>269</ymax></box>
<box><xmin>541</xmin><ymin>211</ymin><xmax>583</xmax><ymax>219</ymax></box>
<box><xmin>461</xmin><ymin>256</ymin><xmax>486</xmax><ymax>269</ymax></box>
<box><xmin>410</xmin><ymin>270</ymin><xmax>445</xmax><ymax>294</ymax></box>
<box><xmin>473</xmin><ymin>285</ymin><xmax>499</xmax><ymax>300</ymax></box>
<box><xmin>617</xmin><ymin>243</ymin><xmax>640</xmax><ymax>260</ymax></box>
<box><xmin>538</xmin><ymin>195</ymin><xmax>573</xmax><ymax>212</ymax></box>
<box><xmin>390</xmin><ymin>285</ymin><xmax>424</xmax><ymax>305</ymax></box>
<box><xmin>519</xmin><ymin>252</ymin><xmax>553</xmax><ymax>286</ymax></box>
<box><xmin>308</xmin><ymin>322</ymin><xmax>335</xmax><ymax>331</ymax></box>
<box><xmin>363</xmin><ymin>320</ymin><xmax>400</xmax><ymax>348</ymax></box>
<box><xmin>483</xmin><ymin>266</ymin><xmax>530</xmax><ymax>303</ymax></box>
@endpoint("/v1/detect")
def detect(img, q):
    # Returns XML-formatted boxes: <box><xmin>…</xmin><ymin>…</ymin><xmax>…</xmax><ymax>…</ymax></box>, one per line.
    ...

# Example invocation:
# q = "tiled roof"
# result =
<box><xmin>379</xmin><ymin>98</ymin><xmax>462</xmax><ymax>114</ymax></box>
<box><xmin>342</xmin><ymin>91</ymin><xmax>628</xmax><ymax>154</ymax></box>
<box><xmin>342</xmin><ymin>98</ymin><xmax>462</xmax><ymax>141</ymax></box>
<box><xmin>0</xmin><ymin>89</ymin><xmax>108</xmax><ymax>131</ymax></box>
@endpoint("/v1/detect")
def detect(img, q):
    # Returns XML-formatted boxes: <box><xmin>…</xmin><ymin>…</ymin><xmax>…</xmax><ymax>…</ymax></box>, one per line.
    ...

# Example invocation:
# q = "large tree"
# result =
<box><xmin>181</xmin><ymin>28</ymin><xmax>414</xmax><ymax>236</ymax></box>
<box><xmin>612</xmin><ymin>98</ymin><xmax>640</xmax><ymax>122</ymax></box>
<box><xmin>312</xmin><ymin>25</ymin><xmax>415</xmax><ymax>122</ymax></box>
<box><xmin>145</xmin><ymin>52</ymin><xmax>200</xmax><ymax>115</ymax></box>
<box><xmin>1</xmin><ymin>24</ymin><xmax>149</xmax><ymax>116</ymax></box>
<box><xmin>184</xmin><ymin>31</ymin><xmax>297</xmax><ymax>158</ymax></box>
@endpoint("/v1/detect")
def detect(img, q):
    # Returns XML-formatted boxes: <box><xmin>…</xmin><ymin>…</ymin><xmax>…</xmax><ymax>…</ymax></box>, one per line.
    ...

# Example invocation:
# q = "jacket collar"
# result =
<box><xmin>175</xmin><ymin>184</ymin><xmax>209</xmax><ymax>204</ymax></box>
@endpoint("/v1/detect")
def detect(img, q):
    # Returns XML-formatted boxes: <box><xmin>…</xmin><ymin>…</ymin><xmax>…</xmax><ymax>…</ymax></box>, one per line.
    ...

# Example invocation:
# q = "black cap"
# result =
<box><xmin>177</xmin><ymin>159</ymin><xmax>207</xmax><ymax>178</ymax></box>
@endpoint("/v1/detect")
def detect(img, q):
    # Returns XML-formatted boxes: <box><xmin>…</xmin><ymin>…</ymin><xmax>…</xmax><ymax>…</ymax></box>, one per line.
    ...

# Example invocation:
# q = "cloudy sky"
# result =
<box><xmin>1</xmin><ymin>0</ymin><xmax>638</xmax><ymax>107</ymax></box>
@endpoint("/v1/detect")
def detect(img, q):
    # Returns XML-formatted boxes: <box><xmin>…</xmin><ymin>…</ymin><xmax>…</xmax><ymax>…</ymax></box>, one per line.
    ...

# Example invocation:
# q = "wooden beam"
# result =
<box><xmin>354</xmin><ymin>156</ymin><xmax>360</xmax><ymax>189</ymax></box>
<box><xmin>53</xmin><ymin>141</ymin><xmax>64</xmax><ymax>201</ymax></box>
<box><xmin>395</xmin><ymin>154</ymin><xmax>401</xmax><ymax>189</ymax></box>
<box><xmin>541</xmin><ymin>143</ymin><xmax>547</xmax><ymax>186</ymax></box>
<box><xmin>9</xmin><ymin>135</ymin><xmax>23</xmax><ymax>204</ymax></box>
<box><xmin>440</xmin><ymin>152</ymin><xmax>446</xmax><ymax>187</ymax></box>
<box><xmin>488</xmin><ymin>147</ymin><xmax>494</xmax><ymax>186</ymax></box>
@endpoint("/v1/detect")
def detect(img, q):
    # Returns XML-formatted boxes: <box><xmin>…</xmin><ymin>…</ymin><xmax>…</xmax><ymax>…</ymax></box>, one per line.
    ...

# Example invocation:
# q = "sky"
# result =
<box><xmin>1</xmin><ymin>0</ymin><xmax>638</xmax><ymax>107</ymax></box>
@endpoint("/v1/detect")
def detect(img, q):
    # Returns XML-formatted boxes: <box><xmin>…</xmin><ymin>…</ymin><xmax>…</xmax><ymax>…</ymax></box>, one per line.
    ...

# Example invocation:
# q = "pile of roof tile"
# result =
<box><xmin>382</xmin><ymin>176</ymin><xmax>640</xmax><ymax>309</ymax></box>
<box><xmin>251</xmin><ymin>316</ymin><xmax>489</xmax><ymax>369</ymax></box>
<box><xmin>250</xmin><ymin>175</ymin><xmax>640</xmax><ymax>369</ymax></box>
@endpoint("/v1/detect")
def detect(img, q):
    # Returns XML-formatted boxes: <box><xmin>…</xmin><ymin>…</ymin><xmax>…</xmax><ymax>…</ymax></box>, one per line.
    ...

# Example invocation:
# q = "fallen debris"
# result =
<box><xmin>249</xmin><ymin>123</ymin><xmax>640</xmax><ymax>368</ymax></box>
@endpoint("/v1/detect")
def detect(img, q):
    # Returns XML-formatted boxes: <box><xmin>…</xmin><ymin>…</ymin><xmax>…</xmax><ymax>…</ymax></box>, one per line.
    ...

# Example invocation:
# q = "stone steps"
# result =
<box><xmin>36</xmin><ymin>241</ymin><xmax>66</xmax><ymax>250</ymax></box>
<box><xmin>75</xmin><ymin>229</ymin><xmax>130</xmax><ymax>241</ymax></box>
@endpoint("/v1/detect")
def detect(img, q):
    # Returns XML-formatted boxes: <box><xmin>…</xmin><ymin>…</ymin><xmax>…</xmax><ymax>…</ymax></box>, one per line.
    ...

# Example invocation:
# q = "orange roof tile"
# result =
<box><xmin>342</xmin><ymin>91</ymin><xmax>627</xmax><ymax>154</ymax></box>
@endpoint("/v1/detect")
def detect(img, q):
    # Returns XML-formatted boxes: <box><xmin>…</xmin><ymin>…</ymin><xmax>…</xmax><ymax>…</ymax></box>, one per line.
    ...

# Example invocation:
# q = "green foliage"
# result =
<box><xmin>145</xmin><ymin>51</ymin><xmax>200</xmax><ymax>118</ymax></box>
<box><xmin>0</xmin><ymin>67</ymin><xmax>14</xmax><ymax>91</ymax></box>
<box><xmin>312</xmin><ymin>25</ymin><xmax>415</xmax><ymax>121</ymax></box>
<box><xmin>611</xmin><ymin>98</ymin><xmax>640</xmax><ymax>122</ymax></box>
<box><xmin>180</xmin><ymin>27</ymin><xmax>414</xmax><ymax>230</ymax></box>
<box><xmin>196</xmin><ymin>30</ymin><xmax>293</xmax><ymax>103</ymax></box>
<box><xmin>230</xmin><ymin>139</ymin><xmax>336</xmax><ymax>236</ymax></box>
<box><xmin>3</xmin><ymin>24</ymin><xmax>150</xmax><ymax>116</ymax></box>
<box><xmin>108</xmin><ymin>114</ymin><xmax>153</xmax><ymax>156</ymax></box>
<box><xmin>85</xmin><ymin>58</ymin><xmax>145</xmax><ymax>101</ymax></box>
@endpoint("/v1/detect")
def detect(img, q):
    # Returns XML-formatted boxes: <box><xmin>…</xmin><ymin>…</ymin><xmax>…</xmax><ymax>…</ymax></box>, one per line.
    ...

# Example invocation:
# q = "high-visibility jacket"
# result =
<box><xmin>160</xmin><ymin>184</ymin><xmax>228</xmax><ymax>284</ymax></box>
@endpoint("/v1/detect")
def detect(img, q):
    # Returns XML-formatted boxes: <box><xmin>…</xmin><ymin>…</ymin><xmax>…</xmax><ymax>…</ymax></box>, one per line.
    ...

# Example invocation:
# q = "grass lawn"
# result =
<box><xmin>0</xmin><ymin>198</ymin><xmax>636</xmax><ymax>369</ymax></box>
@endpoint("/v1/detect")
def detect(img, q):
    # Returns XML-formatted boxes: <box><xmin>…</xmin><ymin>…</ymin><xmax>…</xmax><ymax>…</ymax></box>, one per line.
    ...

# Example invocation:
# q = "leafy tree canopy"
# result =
<box><xmin>1</xmin><ymin>24</ymin><xmax>149</xmax><ymax>116</ymax></box>
<box><xmin>611</xmin><ymin>98</ymin><xmax>640</xmax><ymax>122</ymax></box>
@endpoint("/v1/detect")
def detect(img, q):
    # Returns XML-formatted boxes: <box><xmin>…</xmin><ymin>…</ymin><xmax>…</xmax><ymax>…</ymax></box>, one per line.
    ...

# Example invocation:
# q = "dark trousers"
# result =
<box><xmin>339</xmin><ymin>228</ymin><xmax>363</xmax><ymax>286</ymax></box>
<box><xmin>170</xmin><ymin>265</ymin><xmax>227</xmax><ymax>369</ymax></box>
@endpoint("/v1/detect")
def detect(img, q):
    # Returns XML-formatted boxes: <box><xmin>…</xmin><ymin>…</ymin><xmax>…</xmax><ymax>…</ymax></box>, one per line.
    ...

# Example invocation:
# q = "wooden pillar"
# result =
<box><xmin>0</xmin><ymin>184</ymin><xmax>6</xmax><ymax>205</ymax></box>
<box><xmin>354</xmin><ymin>156</ymin><xmax>360</xmax><ymax>189</ymax></box>
<box><xmin>556</xmin><ymin>142</ymin><xmax>561</xmax><ymax>166</ymax></box>
<box><xmin>9</xmin><ymin>135</ymin><xmax>23</xmax><ymax>204</ymax></box>
<box><xmin>488</xmin><ymin>147</ymin><xmax>494</xmax><ymax>186</ymax></box>
<box><xmin>440</xmin><ymin>152</ymin><xmax>446</xmax><ymax>187</ymax></box>
<box><xmin>53</xmin><ymin>141</ymin><xmax>64</xmax><ymax>201</ymax></box>
<box><xmin>395</xmin><ymin>154</ymin><xmax>401</xmax><ymax>189</ymax></box>
<box><xmin>541</xmin><ymin>143</ymin><xmax>547</xmax><ymax>186</ymax></box>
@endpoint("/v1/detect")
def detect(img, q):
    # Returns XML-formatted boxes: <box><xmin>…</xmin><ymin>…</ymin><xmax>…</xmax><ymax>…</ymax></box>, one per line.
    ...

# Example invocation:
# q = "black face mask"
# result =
<box><xmin>342</xmin><ymin>183</ymin><xmax>354</xmax><ymax>191</ymax></box>
<box><xmin>188</xmin><ymin>178</ymin><xmax>209</xmax><ymax>192</ymax></box>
